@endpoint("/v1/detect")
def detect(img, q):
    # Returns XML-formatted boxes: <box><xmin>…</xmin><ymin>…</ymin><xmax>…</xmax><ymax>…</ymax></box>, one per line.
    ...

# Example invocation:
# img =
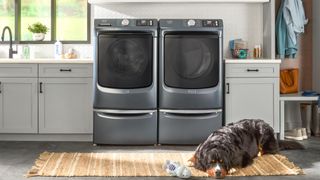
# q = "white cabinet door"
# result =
<box><xmin>0</xmin><ymin>78</ymin><xmax>38</xmax><ymax>133</ymax></box>
<box><xmin>225</xmin><ymin>77</ymin><xmax>279</xmax><ymax>132</ymax></box>
<box><xmin>39</xmin><ymin>78</ymin><xmax>92</xmax><ymax>134</ymax></box>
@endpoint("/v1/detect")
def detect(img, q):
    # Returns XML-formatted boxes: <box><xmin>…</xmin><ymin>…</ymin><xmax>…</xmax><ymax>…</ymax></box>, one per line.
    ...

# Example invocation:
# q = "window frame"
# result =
<box><xmin>1</xmin><ymin>0</ymin><xmax>91</xmax><ymax>44</ymax></box>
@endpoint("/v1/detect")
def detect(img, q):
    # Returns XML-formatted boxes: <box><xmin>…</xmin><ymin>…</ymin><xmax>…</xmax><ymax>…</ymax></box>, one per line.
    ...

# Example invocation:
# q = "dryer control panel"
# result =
<box><xmin>202</xmin><ymin>20</ymin><xmax>220</xmax><ymax>27</ymax></box>
<box><xmin>159</xmin><ymin>19</ymin><xmax>223</xmax><ymax>28</ymax></box>
<box><xmin>136</xmin><ymin>19</ymin><xmax>154</xmax><ymax>26</ymax></box>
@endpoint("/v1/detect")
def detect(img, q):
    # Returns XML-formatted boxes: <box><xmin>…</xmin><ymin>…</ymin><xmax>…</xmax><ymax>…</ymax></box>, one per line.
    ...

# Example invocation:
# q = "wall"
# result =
<box><xmin>0</xmin><ymin>3</ymin><xmax>265</xmax><ymax>59</ymax></box>
<box><xmin>275</xmin><ymin>0</ymin><xmax>313</xmax><ymax>90</ymax></box>
<box><xmin>313</xmin><ymin>0</ymin><xmax>320</xmax><ymax>93</ymax></box>
<box><xmin>94</xmin><ymin>3</ymin><xmax>264</xmax><ymax>58</ymax></box>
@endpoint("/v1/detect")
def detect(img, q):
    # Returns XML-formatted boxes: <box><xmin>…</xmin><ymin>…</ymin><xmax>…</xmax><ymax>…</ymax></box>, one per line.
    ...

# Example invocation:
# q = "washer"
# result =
<box><xmin>158</xmin><ymin>19</ymin><xmax>224</xmax><ymax>144</ymax></box>
<box><xmin>93</xmin><ymin>19</ymin><xmax>157</xmax><ymax>145</ymax></box>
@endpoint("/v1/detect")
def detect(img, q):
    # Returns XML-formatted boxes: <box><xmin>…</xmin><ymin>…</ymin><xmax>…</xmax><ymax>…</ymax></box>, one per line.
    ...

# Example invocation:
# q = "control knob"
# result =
<box><xmin>187</xmin><ymin>19</ymin><xmax>196</xmax><ymax>27</ymax></box>
<box><xmin>121</xmin><ymin>19</ymin><xmax>130</xmax><ymax>26</ymax></box>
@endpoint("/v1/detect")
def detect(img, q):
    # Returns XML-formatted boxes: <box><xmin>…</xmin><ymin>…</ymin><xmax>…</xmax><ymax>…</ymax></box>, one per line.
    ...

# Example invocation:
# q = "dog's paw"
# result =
<box><xmin>187</xmin><ymin>160</ymin><xmax>194</xmax><ymax>167</ymax></box>
<box><xmin>187</xmin><ymin>155</ymin><xmax>196</xmax><ymax>167</ymax></box>
<box><xmin>228</xmin><ymin>168</ymin><xmax>237</xmax><ymax>174</ymax></box>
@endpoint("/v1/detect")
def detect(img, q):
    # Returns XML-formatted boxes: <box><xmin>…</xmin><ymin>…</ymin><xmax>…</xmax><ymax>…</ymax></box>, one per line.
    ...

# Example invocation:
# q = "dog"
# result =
<box><xmin>189</xmin><ymin>119</ymin><xmax>304</xmax><ymax>178</ymax></box>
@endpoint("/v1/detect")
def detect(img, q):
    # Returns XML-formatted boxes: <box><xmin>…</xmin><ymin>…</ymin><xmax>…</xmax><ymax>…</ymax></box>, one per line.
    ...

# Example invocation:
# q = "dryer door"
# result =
<box><xmin>164</xmin><ymin>32</ymin><xmax>220</xmax><ymax>89</ymax></box>
<box><xmin>98</xmin><ymin>32</ymin><xmax>153</xmax><ymax>89</ymax></box>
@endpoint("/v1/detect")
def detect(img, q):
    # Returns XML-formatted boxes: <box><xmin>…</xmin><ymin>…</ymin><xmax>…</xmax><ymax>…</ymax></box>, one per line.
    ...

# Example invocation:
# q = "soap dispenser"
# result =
<box><xmin>54</xmin><ymin>40</ymin><xmax>63</xmax><ymax>59</ymax></box>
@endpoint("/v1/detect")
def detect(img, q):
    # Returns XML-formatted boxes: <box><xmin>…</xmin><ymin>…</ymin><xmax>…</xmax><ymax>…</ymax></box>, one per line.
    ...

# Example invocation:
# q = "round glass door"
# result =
<box><xmin>164</xmin><ymin>32</ymin><xmax>220</xmax><ymax>89</ymax></box>
<box><xmin>98</xmin><ymin>33</ymin><xmax>153</xmax><ymax>89</ymax></box>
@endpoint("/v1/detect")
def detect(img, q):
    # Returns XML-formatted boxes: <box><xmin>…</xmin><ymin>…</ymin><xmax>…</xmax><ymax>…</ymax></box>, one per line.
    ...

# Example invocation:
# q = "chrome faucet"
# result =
<box><xmin>1</xmin><ymin>26</ymin><xmax>17</xmax><ymax>58</ymax></box>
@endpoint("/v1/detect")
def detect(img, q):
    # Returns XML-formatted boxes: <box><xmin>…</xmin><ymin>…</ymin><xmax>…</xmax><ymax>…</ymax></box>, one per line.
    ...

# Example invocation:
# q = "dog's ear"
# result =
<box><xmin>187</xmin><ymin>155</ymin><xmax>196</xmax><ymax>167</ymax></box>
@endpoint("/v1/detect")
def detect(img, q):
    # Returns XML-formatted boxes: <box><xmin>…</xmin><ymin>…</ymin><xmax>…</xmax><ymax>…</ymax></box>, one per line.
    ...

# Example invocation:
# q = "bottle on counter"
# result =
<box><xmin>54</xmin><ymin>40</ymin><xmax>63</xmax><ymax>59</ymax></box>
<box><xmin>22</xmin><ymin>45</ymin><xmax>30</xmax><ymax>59</ymax></box>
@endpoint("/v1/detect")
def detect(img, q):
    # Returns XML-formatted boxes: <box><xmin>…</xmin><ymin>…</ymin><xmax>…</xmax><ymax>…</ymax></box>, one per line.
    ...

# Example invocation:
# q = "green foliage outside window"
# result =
<box><xmin>0</xmin><ymin>0</ymin><xmax>89</xmax><ymax>43</ymax></box>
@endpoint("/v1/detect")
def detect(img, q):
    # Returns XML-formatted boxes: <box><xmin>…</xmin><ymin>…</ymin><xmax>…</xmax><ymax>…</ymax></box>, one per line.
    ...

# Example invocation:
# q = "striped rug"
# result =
<box><xmin>26</xmin><ymin>152</ymin><xmax>304</xmax><ymax>177</ymax></box>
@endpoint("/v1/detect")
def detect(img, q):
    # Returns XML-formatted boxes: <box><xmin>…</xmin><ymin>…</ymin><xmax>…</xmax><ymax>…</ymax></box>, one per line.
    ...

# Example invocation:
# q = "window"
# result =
<box><xmin>21</xmin><ymin>0</ymin><xmax>51</xmax><ymax>41</ymax></box>
<box><xmin>0</xmin><ymin>0</ymin><xmax>15</xmax><ymax>41</ymax></box>
<box><xmin>56</xmin><ymin>0</ymin><xmax>88</xmax><ymax>41</ymax></box>
<box><xmin>0</xmin><ymin>0</ymin><xmax>90</xmax><ymax>43</ymax></box>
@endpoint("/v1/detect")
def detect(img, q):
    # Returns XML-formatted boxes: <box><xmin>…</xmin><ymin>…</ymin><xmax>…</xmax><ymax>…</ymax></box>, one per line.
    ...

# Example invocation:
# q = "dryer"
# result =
<box><xmin>158</xmin><ymin>19</ymin><xmax>224</xmax><ymax>144</ymax></box>
<box><xmin>93</xmin><ymin>19</ymin><xmax>157</xmax><ymax>145</ymax></box>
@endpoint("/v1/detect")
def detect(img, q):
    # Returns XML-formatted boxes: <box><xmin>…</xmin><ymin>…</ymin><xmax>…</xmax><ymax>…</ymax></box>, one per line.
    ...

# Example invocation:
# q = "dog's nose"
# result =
<box><xmin>215</xmin><ymin>170</ymin><xmax>222</xmax><ymax>177</ymax></box>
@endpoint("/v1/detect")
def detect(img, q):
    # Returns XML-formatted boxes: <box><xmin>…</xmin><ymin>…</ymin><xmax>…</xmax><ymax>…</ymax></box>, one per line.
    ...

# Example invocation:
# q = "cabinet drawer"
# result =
<box><xmin>39</xmin><ymin>64</ymin><xmax>93</xmax><ymax>77</ymax></box>
<box><xmin>0</xmin><ymin>64</ymin><xmax>37</xmax><ymax>77</ymax></box>
<box><xmin>226</xmin><ymin>63</ymin><xmax>279</xmax><ymax>78</ymax></box>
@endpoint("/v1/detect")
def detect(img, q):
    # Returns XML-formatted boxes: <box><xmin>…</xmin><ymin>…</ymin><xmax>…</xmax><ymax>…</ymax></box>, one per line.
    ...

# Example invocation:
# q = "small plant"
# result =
<box><xmin>28</xmin><ymin>22</ymin><xmax>48</xmax><ymax>34</ymax></box>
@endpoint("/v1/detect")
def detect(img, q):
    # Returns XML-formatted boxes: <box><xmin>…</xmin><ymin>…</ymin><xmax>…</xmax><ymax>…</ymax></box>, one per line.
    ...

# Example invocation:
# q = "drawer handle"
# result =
<box><xmin>226</xmin><ymin>83</ymin><xmax>230</xmax><ymax>94</ymax></box>
<box><xmin>60</xmin><ymin>69</ymin><xmax>72</xmax><ymax>72</ymax></box>
<box><xmin>39</xmin><ymin>82</ymin><xmax>43</xmax><ymax>93</ymax></box>
<box><xmin>247</xmin><ymin>69</ymin><xmax>259</xmax><ymax>72</ymax></box>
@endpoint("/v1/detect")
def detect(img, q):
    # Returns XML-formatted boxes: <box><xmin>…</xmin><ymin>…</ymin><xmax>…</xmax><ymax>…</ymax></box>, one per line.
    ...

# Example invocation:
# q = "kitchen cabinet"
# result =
<box><xmin>38</xmin><ymin>64</ymin><xmax>93</xmax><ymax>134</ymax></box>
<box><xmin>225</xmin><ymin>60</ymin><xmax>280</xmax><ymax>133</ymax></box>
<box><xmin>0</xmin><ymin>63</ymin><xmax>93</xmax><ymax>135</ymax></box>
<box><xmin>0</xmin><ymin>64</ymin><xmax>38</xmax><ymax>133</ymax></box>
<box><xmin>39</xmin><ymin>78</ymin><xmax>92</xmax><ymax>134</ymax></box>
<box><xmin>0</xmin><ymin>78</ymin><xmax>38</xmax><ymax>133</ymax></box>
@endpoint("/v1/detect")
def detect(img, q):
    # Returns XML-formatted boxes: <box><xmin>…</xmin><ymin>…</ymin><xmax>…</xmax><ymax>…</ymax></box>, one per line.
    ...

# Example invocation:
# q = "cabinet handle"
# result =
<box><xmin>39</xmin><ymin>82</ymin><xmax>43</xmax><ymax>93</ymax></box>
<box><xmin>226</xmin><ymin>83</ymin><xmax>230</xmax><ymax>94</ymax></box>
<box><xmin>60</xmin><ymin>69</ymin><xmax>72</xmax><ymax>72</ymax></box>
<box><xmin>247</xmin><ymin>69</ymin><xmax>259</xmax><ymax>72</ymax></box>
<box><xmin>0</xmin><ymin>82</ymin><xmax>1</xmax><ymax>93</ymax></box>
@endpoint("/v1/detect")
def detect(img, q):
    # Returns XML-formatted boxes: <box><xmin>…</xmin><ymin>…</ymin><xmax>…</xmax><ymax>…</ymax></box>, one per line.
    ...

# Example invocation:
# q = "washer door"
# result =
<box><xmin>98</xmin><ymin>32</ymin><xmax>153</xmax><ymax>89</ymax></box>
<box><xmin>164</xmin><ymin>32</ymin><xmax>220</xmax><ymax>89</ymax></box>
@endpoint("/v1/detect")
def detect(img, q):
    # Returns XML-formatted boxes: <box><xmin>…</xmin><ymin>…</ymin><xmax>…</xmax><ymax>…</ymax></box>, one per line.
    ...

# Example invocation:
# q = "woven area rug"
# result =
<box><xmin>26</xmin><ymin>152</ymin><xmax>304</xmax><ymax>177</ymax></box>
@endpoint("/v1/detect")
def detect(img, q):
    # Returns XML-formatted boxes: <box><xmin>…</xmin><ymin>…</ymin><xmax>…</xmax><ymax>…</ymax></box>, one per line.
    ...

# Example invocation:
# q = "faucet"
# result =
<box><xmin>1</xmin><ymin>26</ymin><xmax>17</xmax><ymax>58</ymax></box>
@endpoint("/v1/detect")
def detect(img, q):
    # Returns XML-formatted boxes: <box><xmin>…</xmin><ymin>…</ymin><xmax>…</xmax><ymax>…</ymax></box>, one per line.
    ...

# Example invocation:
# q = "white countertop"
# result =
<box><xmin>225</xmin><ymin>59</ymin><xmax>281</xmax><ymax>64</ymax></box>
<box><xmin>0</xmin><ymin>58</ymin><xmax>93</xmax><ymax>64</ymax></box>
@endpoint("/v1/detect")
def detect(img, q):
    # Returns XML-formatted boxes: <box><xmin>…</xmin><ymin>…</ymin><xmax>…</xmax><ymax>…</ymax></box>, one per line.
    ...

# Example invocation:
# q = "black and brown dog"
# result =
<box><xmin>189</xmin><ymin>119</ymin><xmax>304</xmax><ymax>178</ymax></box>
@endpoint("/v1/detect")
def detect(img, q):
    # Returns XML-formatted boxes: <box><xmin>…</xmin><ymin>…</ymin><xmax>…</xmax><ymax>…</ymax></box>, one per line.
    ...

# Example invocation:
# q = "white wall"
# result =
<box><xmin>94</xmin><ymin>3</ymin><xmax>264</xmax><ymax>57</ymax></box>
<box><xmin>0</xmin><ymin>3</ymin><xmax>264</xmax><ymax>59</ymax></box>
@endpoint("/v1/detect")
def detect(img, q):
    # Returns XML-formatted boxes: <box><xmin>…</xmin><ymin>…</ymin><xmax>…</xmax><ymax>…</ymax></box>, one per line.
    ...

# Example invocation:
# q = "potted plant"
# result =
<box><xmin>28</xmin><ymin>22</ymin><xmax>49</xmax><ymax>41</ymax></box>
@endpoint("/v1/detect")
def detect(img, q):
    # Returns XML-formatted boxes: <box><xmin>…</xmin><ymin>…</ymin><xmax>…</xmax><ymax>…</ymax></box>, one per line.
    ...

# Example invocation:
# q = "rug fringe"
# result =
<box><xmin>25</xmin><ymin>151</ymin><xmax>51</xmax><ymax>178</ymax></box>
<box><xmin>275</xmin><ymin>154</ymin><xmax>305</xmax><ymax>175</ymax></box>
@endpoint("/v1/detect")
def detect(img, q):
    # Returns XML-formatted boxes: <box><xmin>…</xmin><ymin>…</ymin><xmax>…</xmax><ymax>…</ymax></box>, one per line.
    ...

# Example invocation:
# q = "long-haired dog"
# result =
<box><xmin>189</xmin><ymin>119</ymin><xmax>304</xmax><ymax>178</ymax></box>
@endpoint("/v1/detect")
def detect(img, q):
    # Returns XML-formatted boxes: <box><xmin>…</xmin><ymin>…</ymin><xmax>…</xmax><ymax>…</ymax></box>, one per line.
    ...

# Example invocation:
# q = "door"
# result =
<box><xmin>98</xmin><ymin>32</ymin><xmax>153</xmax><ymax>89</ymax></box>
<box><xmin>164</xmin><ymin>32</ymin><xmax>220</xmax><ymax>89</ymax></box>
<box><xmin>225</xmin><ymin>78</ymin><xmax>279</xmax><ymax>131</ymax></box>
<box><xmin>0</xmin><ymin>78</ymin><xmax>37</xmax><ymax>133</ymax></box>
<box><xmin>39</xmin><ymin>78</ymin><xmax>92</xmax><ymax>134</ymax></box>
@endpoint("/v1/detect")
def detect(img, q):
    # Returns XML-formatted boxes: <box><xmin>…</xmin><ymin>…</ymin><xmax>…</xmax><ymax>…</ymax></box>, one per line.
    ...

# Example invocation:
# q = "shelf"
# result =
<box><xmin>88</xmin><ymin>0</ymin><xmax>270</xmax><ymax>4</ymax></box>
<box><xmin>224</xmin><ymin>59</ymin><xmax>281</xmax><ymax>64</ymax></box>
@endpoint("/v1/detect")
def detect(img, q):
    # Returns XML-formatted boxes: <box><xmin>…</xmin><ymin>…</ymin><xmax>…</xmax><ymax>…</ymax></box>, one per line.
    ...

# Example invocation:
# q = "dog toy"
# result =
<box><xmin>163</xmin><ymin>160</ymin><xmax>191</xmax><ymax>179</ymax></box>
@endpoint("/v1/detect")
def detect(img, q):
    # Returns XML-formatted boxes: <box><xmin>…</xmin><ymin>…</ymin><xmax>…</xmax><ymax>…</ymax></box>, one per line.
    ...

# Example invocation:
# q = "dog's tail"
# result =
<box><xmin>278</xmin><ymin>140</ymin><xmax>305</xmax><ymax>150</ymax></box>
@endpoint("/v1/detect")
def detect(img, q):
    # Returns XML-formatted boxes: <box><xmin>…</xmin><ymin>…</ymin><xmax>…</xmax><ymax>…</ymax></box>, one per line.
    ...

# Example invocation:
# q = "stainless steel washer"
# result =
<box><xmin>93</xmin><ymin>19</ymin><xmax>158</xmax><ymax>145</ymax></box>
<box><xmin>158</xmin><ymin>19</ymin><xmax>224</xmax><ymax>144</ymax></box>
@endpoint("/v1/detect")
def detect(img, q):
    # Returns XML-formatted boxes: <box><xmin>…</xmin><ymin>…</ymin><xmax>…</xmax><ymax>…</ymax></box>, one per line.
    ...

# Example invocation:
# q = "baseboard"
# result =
<box><xmin>0</xmin><ymin>134</ymin><xmax>93</xmax><ymax>142</ymax></box>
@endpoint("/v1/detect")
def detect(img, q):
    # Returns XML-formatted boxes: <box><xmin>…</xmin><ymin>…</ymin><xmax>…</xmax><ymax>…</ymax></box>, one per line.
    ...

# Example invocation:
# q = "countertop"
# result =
<box><xmin>225</xmin><ymin>59</ymin><xmax>281</xmax><ymax>64</ymax></box>
<box><xmin>0</xmin><ymin>58</ymin><xmax>93</xmax><ymax>64</ymax></box>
